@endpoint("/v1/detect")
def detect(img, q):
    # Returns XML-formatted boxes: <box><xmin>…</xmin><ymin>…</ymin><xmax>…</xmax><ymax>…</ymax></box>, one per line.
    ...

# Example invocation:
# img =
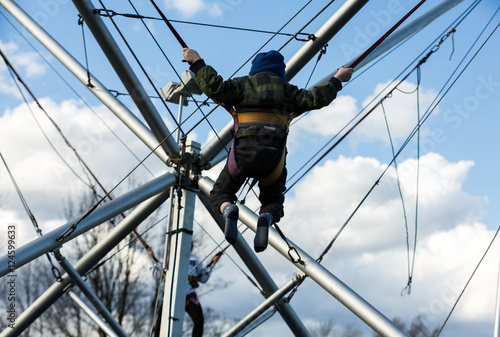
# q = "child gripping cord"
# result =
<box><xmin>183</xmin><ymin>47</ymin><xmax>353</xmax><ymax>252</ymax></box>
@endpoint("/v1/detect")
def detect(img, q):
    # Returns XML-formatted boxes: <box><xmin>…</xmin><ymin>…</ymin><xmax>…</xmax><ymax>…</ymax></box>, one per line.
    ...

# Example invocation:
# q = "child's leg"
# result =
<box><xmin>254</xmin><ymin>166</ymin><xmax>287</xmax><ymax>252</ymax></box>
<box><xmin>209</xmin><ymin>162</ymin><xmax>244</xmax><ymax>244</ymax></box>
<box><xmin>209</xmin><ymin>162</ymin><xmax>244</xmax><ymax>214</ymax></box>
<box><xmin>258</xmin><ymin>166</ymin><xmax>287</xmax><ymax>223</ymax></box>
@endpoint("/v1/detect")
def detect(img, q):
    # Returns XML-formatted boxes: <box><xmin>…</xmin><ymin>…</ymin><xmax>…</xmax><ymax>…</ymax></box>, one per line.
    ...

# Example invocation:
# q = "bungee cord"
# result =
<box><xmin>0</xmin><ymin>149</ymin><xmax>63</xmax><ymax>281</ymax></box>
<box><xmin>0</xmin><ymin>10</ymin><xmax>157</xmax><ymax>178</ymax></box>
<box><xmin>287</xmin><ymin>0</ymin><xmax>483</xmax><ymax>187</ymax></box>
<box><xmin>95</xmin><ymin>0</ymin><xmax>186</xmax><ymax>139</ymax></box>
<box><xmin>285</xmin><ymin>0</ymin><xmax>483</xmax><ymax>195</ymax></box>
<box><xmin>1</xmin><ymin>47</ymin><xmax>164</xmax><ymax>265</ymax></box>
<box><xmin>315</xmin><ymin>6</ymin><xmax>499</xmax><ymax>269</ymax></box>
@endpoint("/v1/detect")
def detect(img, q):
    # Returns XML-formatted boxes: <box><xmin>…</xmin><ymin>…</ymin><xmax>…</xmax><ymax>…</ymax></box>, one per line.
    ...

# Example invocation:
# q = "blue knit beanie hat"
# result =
<box><xmin>249</xmin><ymin>50</ymin><xmax>286</xmax><ymax>81</ymax></box>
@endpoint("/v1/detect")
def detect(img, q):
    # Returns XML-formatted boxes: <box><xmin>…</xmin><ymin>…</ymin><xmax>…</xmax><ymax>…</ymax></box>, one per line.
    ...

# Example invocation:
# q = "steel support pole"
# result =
<box><xmin>198</xmin><ymin>176</ymin><xmax>409</xmax><ymax>337</ymax></box>
<box><xmin>222</xmin><ymin>274</ymin><xmax>305</xmax><ymax>337</ymax></box>
<box><xmin>235</xmin><ymin>308</ymin><xmax>276</xmax><ymax>337</ymax></box>
<box><xmin>0</xmin><ymin>172</ymin><xmax>176</xmax><ymax>277</ymax></box>
<box><xmin>67</xmin><ymin>290</ymin><xmax>119</xmax><ymax>337</ymax></box>
<box><xmin>72</xmin><ymin>0</ymin><xmax>180</xmax><ymax>159</ymax></box>
<box><xmin>197</xmin><ymin>192</ymin><xmax>311</xmax><ymax>337</ymax></box>
<box><xmin>197</xmin><ymin>121</ymin><xmax>233</xmax><ymax>169</ymax></box>
<box><xmin>159</xmin><ymin>141</ymin><xmax>200</xmax><ymax>337</ymax></box>
<box><xmin>312</xmin><ymin>0</ymin><xmax>466</xmax><ymax>86</ymax></box>
<box><xmin>0</xmin><ymin>189</ymin><xmax>171</xmax><ymax>337</ymax></box>
<box><xmin>199</xmin><ymin>0</ymin><xmax>367</xmax><ymax>166</ymax></box>
<box><xmin>54</xmin><ymin>250</ymin><xmax>129</xmax><ymax>337</ymax></box>
<box><xmin>0</xmin><ymin>0</ymin><xmax>170</xmax><ymax>163</ymax></box>
<box><xmin>285</xmin><ymin>0</ymin><xmax>369</xmax><ymax>81</ymax></box>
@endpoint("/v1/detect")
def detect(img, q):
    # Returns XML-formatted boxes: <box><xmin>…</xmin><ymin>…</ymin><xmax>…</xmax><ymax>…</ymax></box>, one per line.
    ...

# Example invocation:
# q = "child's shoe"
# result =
<box><xmin>254</xmin><ymin>213</ymin><xmax>273</xmax><ymax>252</ymax></box>
<box><xmin>223</xmin><ymin>204</ymin><xmax>239</xmax><ymax>244</ymax></box>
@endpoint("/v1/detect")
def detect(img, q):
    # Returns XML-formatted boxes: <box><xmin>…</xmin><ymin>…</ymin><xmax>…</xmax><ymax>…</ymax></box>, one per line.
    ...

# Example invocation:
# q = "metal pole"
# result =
<box><xmin>494</xmin><ymin>244</ymin><xmax>500</xmax><ymax>337</ymax></box>
<box><xmin>198</xmin><ymin>0</ymin><xmax>368</xmax><ymax>167</ymax></box>
<box><xmin>198</xmin><ymin>176</ymin><xmax>409</xmax><ymax>337</ymax></box>
<box><xmin>222</xmin><ymin>274</ymin><xmax>305</xmax><ymax>337</ymax></box>
<box><xmin>285</xmin><ymin>0</ymin><xmax>369</xmax><ymax>81</ymax></box>
<box><xmin>235</xmin><ymin>308</ymin><xmax>276</xmax><ymax>337</ymax></box>
<box><xmin>176</xmin><ymin>95</ymin><xmax>185</xmax><ymax>144</ymax></box>
<box><xmin>54</xmin><ymin>250</ymin><xmax>129</xmax><ymax>337</ymax></box>
<box><xmin>0</xmin><ymin>189</ymin><xmax>171</xmax><ymax>337</ymax></box>
<box><xmin>0</xmin><ymin>0</ymin><xmax>170</xmax><ymax>163</ymax></box>
<box><xmin>311</xmin><ymin>0</ymin><xmax>466</xmax><ymax>86</ymax></box>
<box><xmin>197</xmin><ymin>122</ymin><xmax>233</xmax><ymax>169</ymax></box>
<box><xmin>72</xmin><ymin>0</ymin><xmax>180</xmax><ymax>159</ymax></box>
<box><xmin>67</xmin><ymin>290</ymin><xmax>120</xmax><ymax>337</ymax></box>
<box><xmin>0</xmin><ymin>172</ymin><xmax>176</xmax><ymax>277</ymax></box>
<box><xmin>159</xmin><ymin>141</ymin><xmax>200</xmax><ymax>337</ymax></box>
<box><xmin>197</xmin><ymin>192</ymin><xmax>311</xmax><ymax>337</ymax></box>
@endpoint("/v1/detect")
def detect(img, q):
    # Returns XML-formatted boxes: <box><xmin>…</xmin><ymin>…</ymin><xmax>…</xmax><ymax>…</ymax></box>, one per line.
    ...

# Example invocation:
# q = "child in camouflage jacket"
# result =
<box><xmin>183</xmin><ymin>48</ymin><xmax>352</xmax><ymax>252</ymax></box>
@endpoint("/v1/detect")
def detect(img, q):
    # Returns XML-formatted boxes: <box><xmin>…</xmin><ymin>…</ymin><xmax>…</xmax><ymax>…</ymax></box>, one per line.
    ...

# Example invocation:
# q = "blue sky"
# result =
<box><xmin>1</xmin><ymin>0</ymin><xmax>500</xmax><ymax>336</ymax></box>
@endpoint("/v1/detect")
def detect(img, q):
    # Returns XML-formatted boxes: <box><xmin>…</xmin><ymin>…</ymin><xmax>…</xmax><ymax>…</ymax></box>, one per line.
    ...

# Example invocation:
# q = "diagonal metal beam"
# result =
<box><xmin>285</xmin><ymin>0</ymin><xmax>369</xmax><ymax>81</ymax></box>
<box><xmin>312</xmin><ymin>0</ymin><xmax>466</xmax><ymax>86</ymax></box>
<box><xmin>0</xmin><ymin>0</ymin><xmax>170</xmax><ymax>163</ymax></box>
<box><xmin>197</xmin><ymin>192</ymin><xmax>311</xmax><ymax>337</ymax></box>
<box><xmin>198</xmin><ymin>176</ymin><xmax>409</xmax><ymax>337</ymax></box>
<box><xmin>54</xmin><ymin>249</ymin><xmax>129</xmax><ymax>337</ymax></box>
<box><xmin>72</xmin><ymin>0</ymin><xmax>180</xmax><ymax>159</ymax></box>
<box><xmin>67</xmin><ymin>290</ymin><xmax>120</xmax><ymax>337</ymax></box>
<box><xmin>0</xmin><ymin>172</ymin><xmax>176</xmax><ymax>277</ymax></box>
<box><xmin>222</xmin><ymin>274</ymin><xmax>306</xmax><ymax>337</ymax></box>
<box><xmin>0</xmin><ymin>189</ymin><xmax>170</xmax><ymax>337</ymax></box>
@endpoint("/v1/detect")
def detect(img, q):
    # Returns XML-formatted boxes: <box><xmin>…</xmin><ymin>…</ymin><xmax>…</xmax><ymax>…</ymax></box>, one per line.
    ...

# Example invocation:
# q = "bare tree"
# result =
<box><xmin>309</xmin><ymin>319</ymin><xmax>363</xmax><ymax>337</ymax></box>
<box><xmin>63</xmin><ymin>189</ymin><xmax>160</xmax><ymax>337</ymax></box>
<box><xmin>373</xmin><ymin>315</ymin><xmax>439</xmax><ymax>337</ymax></box>
<box><xmin>310</xmin><ymin>319</ymin><xmax>335</xmax><ymax>337</ymax></box>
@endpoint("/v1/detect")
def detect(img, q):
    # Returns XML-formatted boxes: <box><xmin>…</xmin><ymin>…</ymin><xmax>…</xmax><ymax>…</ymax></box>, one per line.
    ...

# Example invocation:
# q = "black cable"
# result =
<box><xmin>125</xmin><ymin>0</ymin><xmax>224</xmax><ymax>149</ymax></box>
<box><xmin>84</xmin><ymin>213</ymin><xmax>169</xmax><ymax>277</ymax></box>
<box><xmin>78</xmin><ymin>15</ymin><xmax>94</xmax><ymax>88</ymax></box>
<box><xmin>93</xmin><ymin>8</ymin><xmax>312</xmax><ymax>39</ymax></box>
<box><xmin>96</xmin><ymin>0</ymin><xmax>186</xmax><ymax>138</ymax></box>
<box><xmin>315</xmin><ymin>12</ymin><xmax>497</xmax><ymax>263</ymax></box>
<box><xmin>0</xmin><ymin>10</ymin><xmax>156</xmax><ymax>178</ymax></box>
<box><xmin>182</xmin><ymin>0</ymin><xmax>317</xmax><ymax>139</ymax></box>
<box><xmin>278</xmin><ymin>0</ymin><xmax>337</xmax><ymax>52</ymax></box>
<box><xmin>2</xmin><ymin>59</ymin><xmax>96</xmax><ymax>190</ymax></box>
<box><xmin>435</xmin><ymin>224</ymin><xmax>500</xmax><ymax>337</ymax></box>
<box><xmin>0</xmin><ymin>150</ymin><xmax>63</xmax><ymax>280</ymax></box>
<box><xmin>285</xmin><ymin>0</ymin><xmax>483</xmax><ymax>195</ymax></box>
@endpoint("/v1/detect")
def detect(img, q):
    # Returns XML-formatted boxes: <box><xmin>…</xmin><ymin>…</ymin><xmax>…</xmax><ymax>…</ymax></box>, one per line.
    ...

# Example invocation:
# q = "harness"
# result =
<box><xmin>227</xmin><ymin>108</ymin><xmax>290</xmax><ymax>187</ymax></box>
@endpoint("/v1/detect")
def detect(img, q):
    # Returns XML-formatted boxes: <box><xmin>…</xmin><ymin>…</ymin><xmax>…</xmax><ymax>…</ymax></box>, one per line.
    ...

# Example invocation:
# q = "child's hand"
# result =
<box><xmin>334</xmin><ymin>66</ymin><xmax>354</xmax><ymax>82</ymax></box>
<box><xmin>183</xmin><ymin>48</ymin><xmax>201</xmax><ymax>65</ymax></box>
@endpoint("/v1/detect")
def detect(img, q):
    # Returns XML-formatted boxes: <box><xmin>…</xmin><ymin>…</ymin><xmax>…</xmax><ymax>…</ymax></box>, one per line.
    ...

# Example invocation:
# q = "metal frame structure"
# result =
<box><xmin>0</xmin><ymin>0</ymin><xmax>467</xmax><ymax>336</ymax></box>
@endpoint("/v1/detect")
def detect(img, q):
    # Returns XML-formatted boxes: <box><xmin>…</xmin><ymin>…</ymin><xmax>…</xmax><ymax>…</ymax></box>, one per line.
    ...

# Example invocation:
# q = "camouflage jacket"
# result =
<box><xmin>191</xmin><ymin>59</ymin><xmax>341</xmax><ymax>140</ymax></box>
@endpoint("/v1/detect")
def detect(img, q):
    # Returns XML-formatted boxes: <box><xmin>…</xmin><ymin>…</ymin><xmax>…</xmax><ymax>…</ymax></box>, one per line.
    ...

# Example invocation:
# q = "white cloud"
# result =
<box><xmin>354</xmin><ymin>80</ymin><xmax>438</xmax><ymax>144</ymax></box>
<box><xmin>289</xmin><ymin>80</ymin><xmax>438</xmax><ymax>152</ymax></box>
<box><xmin>0</xmin><ymin>40</ymin><xmax>46</xmax><ymax>78</ymax></box>
<box><xmin>0</xmin><ymin>98</ymin><xmax>168</xmax><ymax>236</ymax></box>
<box><xmin>163</xmin><ymin>0</ymin><xmax>216</xmax><ymax>18</ymax></box>
<box><xmin>194</xmin><ymin>149</ymin><xmax>494</xmax><ymax>336</ymax></box>
<box><xmin>290</xmin><ymin>95</ymin><xmax>358</xmax><ymax>141</ymax></box>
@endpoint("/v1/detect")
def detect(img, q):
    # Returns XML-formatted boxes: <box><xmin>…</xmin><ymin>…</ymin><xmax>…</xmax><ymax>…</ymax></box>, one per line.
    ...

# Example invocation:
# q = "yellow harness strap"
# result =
<box><xmin>227</xmin><ymin>108</ymin><xmax>290</xmax><ymax>200</ymax></box>
<box><xmin>236</xmin><ymin>112</ymin><xmax>290</xmax><ymax>126</ymax></box>
<box><xmin>259</xmin><ymin>148</ymin><xmax>286</xmax><ymax>186</ymax></box>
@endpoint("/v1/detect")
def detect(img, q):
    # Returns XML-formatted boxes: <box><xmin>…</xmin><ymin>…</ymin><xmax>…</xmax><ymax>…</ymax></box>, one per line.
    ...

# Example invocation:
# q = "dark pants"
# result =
<box><xmin>154</xmin><ymin>294</ymin><xmax>204</xmax><ymax>337</ymax></box>
<box><xmin>209</xmin><ymin>138</ymin><xmax>287</xmax><ymax>222</ymax></box>
<box><xmin>185</xmin><ymin>293</ymin><xmax>204</xmax><ymax>337</ymax></box>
